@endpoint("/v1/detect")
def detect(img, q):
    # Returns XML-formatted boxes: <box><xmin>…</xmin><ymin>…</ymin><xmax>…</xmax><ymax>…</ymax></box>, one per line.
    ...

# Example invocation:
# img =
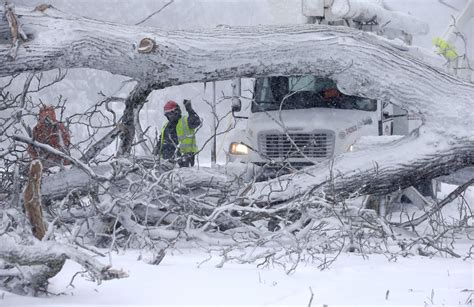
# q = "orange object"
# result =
<box><xmin>27</xmin><ymin>106</ymin><xmax>71</xmax><ymax>166</ymax></box>
<box><xmin>323</xmin><ymin>88</ymin><xmax>341</xmax><ymax>99</ymax></box>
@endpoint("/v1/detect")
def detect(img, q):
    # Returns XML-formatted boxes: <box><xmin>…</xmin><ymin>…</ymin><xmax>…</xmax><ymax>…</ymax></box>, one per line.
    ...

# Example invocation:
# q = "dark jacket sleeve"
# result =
<box><xmin>186</xmin><ymin>109</ymin><xmax>201</xmax><ymax>129</ymax></box>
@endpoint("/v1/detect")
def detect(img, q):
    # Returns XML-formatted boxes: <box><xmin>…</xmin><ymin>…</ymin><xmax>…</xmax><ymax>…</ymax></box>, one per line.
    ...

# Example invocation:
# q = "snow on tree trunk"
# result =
<box><xmin>248</xmin><ymin>132</ymin><xmax>473</xmax><ymax>203</ymax></box>
<box><xmin>118</xmin><ymin>83</ymin><xmax>153</xmax><ymax>155</ymax></box>
<box><xmin>1</xmin><ymin>5</ymin><xmax>473</xmax><ymax>199</ymax></box>
<box><xmin>0</xmin><ymin>236</ymin><xmax>128</xmax><ymax>293</ymax></box>
<box><xmin>331</xmin><ymin>0</ymin><xmax>429</xmax><ymax>35</ymax></box>
<box><xmin>1</xmin><ymin>3</ymin><xmax>472</xmax><ymax>297</ymax></box>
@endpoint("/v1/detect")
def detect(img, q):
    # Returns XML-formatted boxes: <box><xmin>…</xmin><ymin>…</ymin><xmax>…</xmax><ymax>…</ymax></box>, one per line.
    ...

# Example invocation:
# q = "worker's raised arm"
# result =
<box><xmin>183</xmin><ymin>99</ymin><xmax>201</xmax><ymax>129</ymax></box>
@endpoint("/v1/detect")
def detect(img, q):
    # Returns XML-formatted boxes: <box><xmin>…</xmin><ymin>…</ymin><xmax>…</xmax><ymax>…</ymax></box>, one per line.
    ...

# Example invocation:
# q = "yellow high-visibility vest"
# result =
<box><xmin>432</xmin><ymin>37</ymin><xmax>458</xmax><ymax>61</ymax></box>
<box><xmin>160</xmin><ymin>116</ymin><xmax>198</xmax><ymax>156</ymax></box>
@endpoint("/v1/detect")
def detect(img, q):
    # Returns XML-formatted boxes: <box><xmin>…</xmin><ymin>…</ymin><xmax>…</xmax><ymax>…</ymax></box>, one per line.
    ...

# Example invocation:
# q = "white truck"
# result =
<box><xmin>227</xmin><ymin>0</ymin><xmax>426</xmax><ymax>180</ymax></box>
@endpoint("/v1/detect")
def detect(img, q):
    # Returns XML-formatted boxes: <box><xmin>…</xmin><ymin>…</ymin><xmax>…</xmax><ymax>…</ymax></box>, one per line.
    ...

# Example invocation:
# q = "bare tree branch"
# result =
<box><xmin>12</xmin><ymin>135</ymin><xmax>110</xmax><ymax>181</ymax></box>
<box><xmin>0</xmin><ymin>236</ymin><xmax>128</xmax><ymax>284</ymax></box>
<box><xmin>392</xmin><ymin>177</ymin><xmax>474</xmax><ymax>228</ymax></box>
<box><xmin>135</xmin><ymin>0</ymin><xmax>175</xmax><ymax>26</ymax></box>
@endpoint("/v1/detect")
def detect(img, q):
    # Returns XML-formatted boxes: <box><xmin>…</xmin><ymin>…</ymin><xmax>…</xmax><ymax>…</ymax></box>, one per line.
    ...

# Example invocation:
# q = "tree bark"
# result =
<box><xmin>23</xmin><ymin>160</ymin><xmax>46</xmax><ymax>240</ymax></box>
<box><xmin>1</xmin><ymin>5</ymin><xmax>473</xmax><ymax>202</ymax></box>
<box><xmin>80</xmin><ymin>126</ymin><xmax>122</xmax><ymax>162</ymax></box>
<box><xmin>118</xmin><ymin>83</ymin><xmax>153</xmax><ymax>155</ymax></box>
<box><xmin>0</xmin><ymin>236</ymin><xmax>128</xmax><ymax>286</ymax></box>
<box><xmin>248</xmin><ymin>131</ymin><xmax>473</xmax><ymax>203</ymax></box>
<box><xmin>0</xmin><ymin>6</ymin><xmax>471</xmax><ymax>124</ymax></box>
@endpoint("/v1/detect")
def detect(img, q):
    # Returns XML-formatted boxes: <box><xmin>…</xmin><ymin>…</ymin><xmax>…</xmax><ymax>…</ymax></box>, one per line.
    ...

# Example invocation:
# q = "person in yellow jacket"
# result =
<box><xmin>432</xmin><ymin>37</ymin><xmax>458</xmax><ymax>61</ymax></box>
<box><xmin>153</xmin><ymin>99</ymin><xmax>200</xmax><ymax>167</ymax></box>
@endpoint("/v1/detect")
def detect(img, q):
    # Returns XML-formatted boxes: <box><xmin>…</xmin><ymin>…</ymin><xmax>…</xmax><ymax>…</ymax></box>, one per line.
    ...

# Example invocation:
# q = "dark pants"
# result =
<box><xmin>178</xmin><ymin>154</ymin><xmax>195</xmax><ymax>168</ymax></box>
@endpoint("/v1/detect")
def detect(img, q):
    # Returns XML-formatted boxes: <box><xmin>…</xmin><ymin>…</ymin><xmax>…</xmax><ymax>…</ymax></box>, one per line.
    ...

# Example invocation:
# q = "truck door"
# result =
<box><xmin>380</xmin><ymin>101</ymin><xmax>394</xmax><ymax>136</ymax></box>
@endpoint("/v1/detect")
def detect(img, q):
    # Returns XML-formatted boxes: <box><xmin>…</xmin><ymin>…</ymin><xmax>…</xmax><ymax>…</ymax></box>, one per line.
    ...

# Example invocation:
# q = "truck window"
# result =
<box><xmin>253</xmin><ymin>76</ymin><xmax>377</xmax><ymax>112</ymax></box>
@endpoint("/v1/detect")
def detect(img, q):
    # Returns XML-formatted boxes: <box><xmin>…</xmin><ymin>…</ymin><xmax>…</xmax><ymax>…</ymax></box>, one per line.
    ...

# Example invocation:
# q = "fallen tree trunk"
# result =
<box><xmin>1</xmin><ymin>4</ymin><xmax>472</xmax><ymax>297</ymax></box>
<box><xmin>117</xmin><ymin>82</ymin><xmax>153</xmax><ymax>155</ymax></box>
<box><xmin>0</xmin><ymin>5</ymin><xmax>471</xmax><ymax>124</ymax></box>
<box><xmin>0</xmin><ymin>236</ymin><xmax>128</xmax><ymax>294</ymax></box>
<box><xmin>437</xmin><ymin>167</ymin><xmax>474</xmax><ymax>186</ymax></box>
<box><xmin>248</xmin><ymin>131</ymin><xmax>473</xmax><ymax>203</ymax></box>
<box><xmin>1</xmin><ymin>5</ymin><xmax>473</xmax><ymax>203</ymax></box>
<box><xmin>40</xmin><ymin>159</ymin><xmax>239</xmax><ymax>200</ymax></box>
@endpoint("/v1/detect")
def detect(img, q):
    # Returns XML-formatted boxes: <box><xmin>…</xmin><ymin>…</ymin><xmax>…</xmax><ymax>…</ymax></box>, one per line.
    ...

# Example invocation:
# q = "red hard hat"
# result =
<box><xmin>164</xmin><ymin>100</ymin><xmax>178</xmax><ymax>113</ymax></box>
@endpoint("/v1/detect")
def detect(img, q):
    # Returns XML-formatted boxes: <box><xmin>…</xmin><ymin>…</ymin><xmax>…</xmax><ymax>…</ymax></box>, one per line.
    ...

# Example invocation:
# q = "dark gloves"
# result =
<box><xmin>183</xmin><ymin>99</ymin><xmax>193</xmax><ymax>112</ymax></box>
<box><xmin>183</xmin><ymin>99</ymin><xmax>201</xmax><ymax>128</ymax></box>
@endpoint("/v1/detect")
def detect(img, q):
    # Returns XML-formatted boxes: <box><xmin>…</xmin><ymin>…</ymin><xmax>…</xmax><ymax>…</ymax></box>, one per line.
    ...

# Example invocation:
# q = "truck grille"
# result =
<box><xmin>259</xmin><ymin>132</ymin><xmax>334</xmax><ymax>159</ymax></box>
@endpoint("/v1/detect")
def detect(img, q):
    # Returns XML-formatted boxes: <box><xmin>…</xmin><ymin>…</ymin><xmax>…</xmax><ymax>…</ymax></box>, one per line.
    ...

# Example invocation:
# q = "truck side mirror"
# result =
<box><xmin>232</xmin><ymin>98</ymin><xmax>242</xmax><ymax>112</ymax></box>
<box><xmin>231</xmin><ymin>78</ymin><xmax>242</xmax><ymax>113</ymax></box>
<box><xmin>230</xmin><ymin>78</ymin><xmax>248</xmax><ymax>119</ymax></box>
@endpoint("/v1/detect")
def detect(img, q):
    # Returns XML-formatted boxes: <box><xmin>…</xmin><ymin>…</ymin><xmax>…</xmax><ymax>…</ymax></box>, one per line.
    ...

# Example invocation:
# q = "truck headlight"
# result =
<box><xmin>229</xmin><ymin>142</ymin><xmax>249</xmax><ymax>155</ymax></box>
<box><xmin>347</xmin><ymin>143</ymin><xmax>356</xmax><ymax>152</ymax></box>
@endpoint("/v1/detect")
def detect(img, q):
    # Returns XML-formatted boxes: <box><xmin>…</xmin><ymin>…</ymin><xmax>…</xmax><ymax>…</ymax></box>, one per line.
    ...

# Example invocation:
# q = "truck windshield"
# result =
<box><xmin>252</xmin><ymin>76</ymin><xmax>377</xmax><ymax>112</ymax></box>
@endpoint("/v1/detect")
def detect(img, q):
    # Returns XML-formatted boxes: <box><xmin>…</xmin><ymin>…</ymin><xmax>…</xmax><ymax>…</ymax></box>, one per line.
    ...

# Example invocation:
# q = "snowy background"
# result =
<box><xmin>1</xmin><ymin>0</ymin><xmax>473</xmax><ymax>306</ymax></box>
<box><xmin>9</xmin><ymin>0</ymin><xmax>474</xmax><ymax>164</ymax></box>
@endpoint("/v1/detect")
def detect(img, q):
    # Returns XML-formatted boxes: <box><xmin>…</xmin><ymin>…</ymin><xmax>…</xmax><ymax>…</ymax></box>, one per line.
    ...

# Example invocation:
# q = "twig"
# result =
<box><xmin>135</xmin><ymin>0</ymin><xmax>174</xmax><ymax>26</ymax></box>
<box><xmin>4</xmin><ymin>2</ymin><xmax>28</xmax><ymax>59</ymax></box>
<box><xmin>12</xmin><ymin>134</ymin><xmax>109</xmax><ymax>182</ymax></box>
<box><xmin>391</xmin><ymin>177</ymin><xmax>474</xmax><ymax>228</ymax></box>
<box><xmin>308</xmin><ymin>287</ymin><xmax>314</xmax><ymax>307</ymax></box>
<box><xmin>438</xmin><ymin>0</ymin><xmax>459</xmax><ymax>11</ymax></box>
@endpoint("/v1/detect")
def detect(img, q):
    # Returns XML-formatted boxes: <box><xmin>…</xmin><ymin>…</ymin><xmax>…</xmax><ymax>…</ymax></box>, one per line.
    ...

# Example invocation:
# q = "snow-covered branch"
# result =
<box><xmin>12</xmin><ymin>135</ymin><xmax>110</xmax><ymax>182</ymax></box>
<box><xmin>331</xmin><ymin>0</ymin><xmax>429</xmax><ymax>35</ymax></box>
<box><xmin>2</xmin><ymin>4</ymin><xmax>470</xmax><ymax>198</ymax></box>
<box><xmin>0</xmin><ymin>236</ymin><xmax>128</xmax><ymax>285</ymax></box>
<box><xmin>1</xmin><ymin>2</ymin><xmax>472</xmax><ymax>299</ymax></box>
<box><xmin>248</xmin><ymin>131</ymin><xmax>473</xmax><ymax>203</ymax></box>
<box><xmin>0</xmin><ymin>6</ymin><xmax>471</xmax><ymax>133</ymax></box>
<box><xmin>1</xmin><ymin>4</ymin><xmax>471</xmax><ymax>200</ymax></box>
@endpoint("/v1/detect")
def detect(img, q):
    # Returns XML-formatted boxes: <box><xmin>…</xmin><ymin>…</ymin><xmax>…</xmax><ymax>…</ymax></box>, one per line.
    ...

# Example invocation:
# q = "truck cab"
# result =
<box><xmin>228</xmin><ymin>75</ymin><xmax>383</xmax><ymax>177</ymax></box>
<box><xmin>225</xmin><ymin>0</ymin><xmax>434</xmax><ymax>180</ymax></box>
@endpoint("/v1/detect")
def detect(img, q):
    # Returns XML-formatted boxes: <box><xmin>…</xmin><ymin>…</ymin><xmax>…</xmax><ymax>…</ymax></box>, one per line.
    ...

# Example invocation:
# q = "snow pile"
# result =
<box><xmin>332</xmin><ymin>0</ymin><xmax>429</xmax><ymax>35</ymax></box>
<box><xmin>1</xmin><ymin>247</ymin><xmax>472</xmax><ymax>306</ymax></box>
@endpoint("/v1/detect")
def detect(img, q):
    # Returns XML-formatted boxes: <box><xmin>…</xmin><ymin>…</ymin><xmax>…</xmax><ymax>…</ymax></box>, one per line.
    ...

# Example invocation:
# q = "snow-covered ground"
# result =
<box><xmin>2</xmin><ymin>248</ymin><xmax>473</xmax><ymax>307</ymax></box>
<box><xmin>2</xmin><ymin>185</ymin><xmax>473</xmax><ymax>306</ymax></box>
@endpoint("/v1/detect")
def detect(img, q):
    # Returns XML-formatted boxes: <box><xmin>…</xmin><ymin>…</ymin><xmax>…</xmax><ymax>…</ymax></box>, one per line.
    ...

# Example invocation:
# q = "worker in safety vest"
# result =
<box><xmin>153</xmin><ymin>99</ymin><xmax>200</xmax><ymax>167</ymax></box>
<box><xmin>432</xmin><ymin>37</ymin><xmax>458</xmax><ymax>61</ymax></box>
